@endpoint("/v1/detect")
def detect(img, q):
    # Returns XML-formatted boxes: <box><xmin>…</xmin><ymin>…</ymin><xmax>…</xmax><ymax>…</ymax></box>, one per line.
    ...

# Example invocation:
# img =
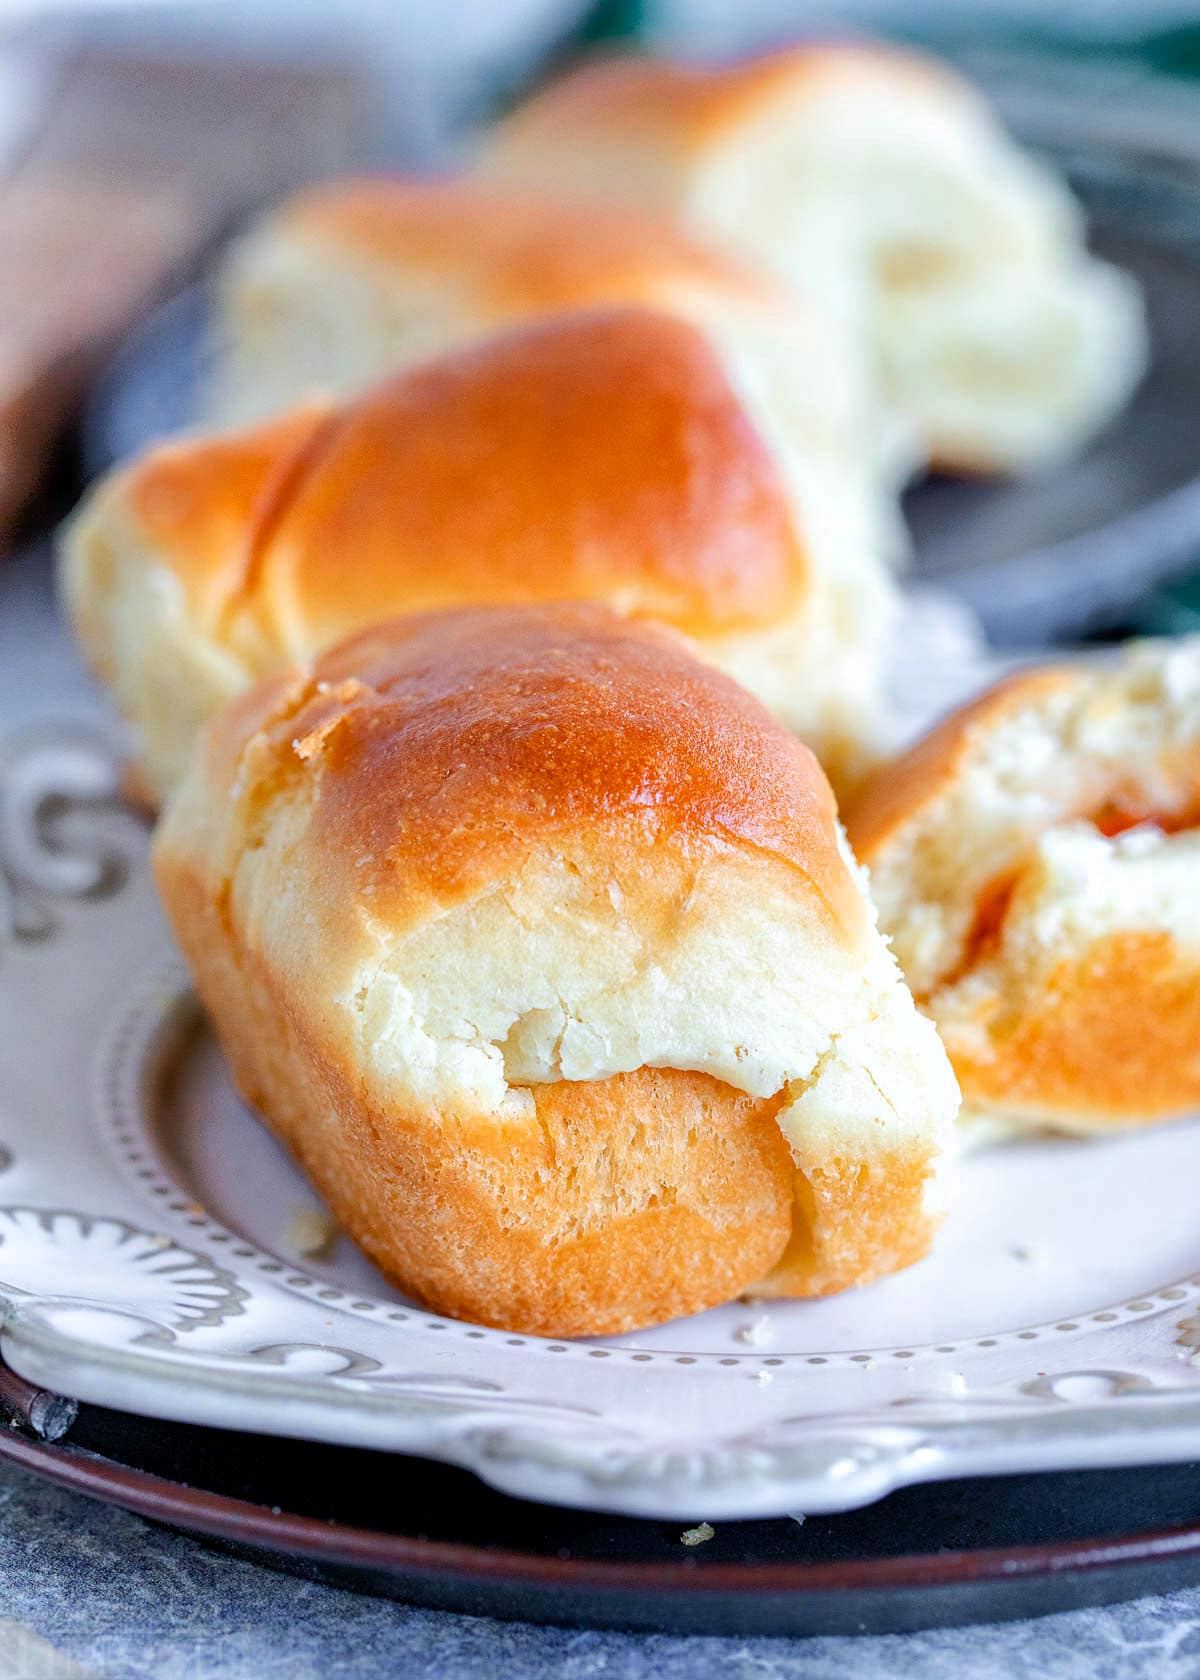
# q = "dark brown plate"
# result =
<box><xmin>6</xmin><ymin>1395</ymin><xmax>1200</xmax><ymax>1635</ymax></box>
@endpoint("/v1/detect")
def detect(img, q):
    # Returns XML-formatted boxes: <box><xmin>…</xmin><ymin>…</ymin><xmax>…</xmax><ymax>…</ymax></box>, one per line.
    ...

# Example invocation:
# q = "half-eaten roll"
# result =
<box><xmin>848</xmin><ymin>639</ymin><xmax>1200</xmax><ymax>1135</ymax></box>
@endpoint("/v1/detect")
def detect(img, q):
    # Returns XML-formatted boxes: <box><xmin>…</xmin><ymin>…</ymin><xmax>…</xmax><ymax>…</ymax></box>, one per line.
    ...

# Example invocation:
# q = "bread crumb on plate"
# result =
<box><xmin>287</xmin><ymin>1206</ymin><xmax>338</xmax><ymax>1259</ymax></box>
<box><xmin>735</xmin><ymin>1315</ymin><xmax>774</xmax><ymax>1347</ymax></box>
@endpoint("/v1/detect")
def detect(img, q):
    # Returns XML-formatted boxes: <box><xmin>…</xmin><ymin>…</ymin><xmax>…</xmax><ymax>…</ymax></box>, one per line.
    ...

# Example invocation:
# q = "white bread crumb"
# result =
<box><xmin>287</xmin><ymin>1206</ymin><xmax>337</xmax><ymax>1259</ymax></box>
<box><xmin>735</xmin><ymin>1315</ymin><xmax>775</xmax><ymax>1347</ymax></box>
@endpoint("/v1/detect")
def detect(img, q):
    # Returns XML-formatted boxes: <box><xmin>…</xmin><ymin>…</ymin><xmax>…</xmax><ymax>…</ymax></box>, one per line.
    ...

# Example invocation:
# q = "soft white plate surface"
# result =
<box><xmin>2</xmin><ymin>615</ymin><xmax>1200</xmax><ymax>1521</ymax></box>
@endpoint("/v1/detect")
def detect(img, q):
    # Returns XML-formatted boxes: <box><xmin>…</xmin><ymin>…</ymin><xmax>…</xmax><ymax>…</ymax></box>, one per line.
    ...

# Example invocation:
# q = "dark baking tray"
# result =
<box><xmin>6</xmin><ymin>1396</ymin><xmax>1200</xmax><ymax>1636</ymax></box>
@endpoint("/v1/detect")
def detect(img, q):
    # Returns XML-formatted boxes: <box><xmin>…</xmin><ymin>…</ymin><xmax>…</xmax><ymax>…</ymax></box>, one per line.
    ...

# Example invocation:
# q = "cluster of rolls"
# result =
<box><xmin>60</xmin><ymin>40</ymin><xmax>1166</xmax><ymax>1339</ymax></box>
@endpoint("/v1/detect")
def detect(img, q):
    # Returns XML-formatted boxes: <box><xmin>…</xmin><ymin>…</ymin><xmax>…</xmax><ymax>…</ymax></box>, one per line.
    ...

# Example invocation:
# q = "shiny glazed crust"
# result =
<box><xmin>134</xmin><ymin>309</ymin><xmax>807</xmax><ymax>644</ymax></box>
<box><xmin>61</xmin><ymin>307</ymin><xmax>837</xmax><ymax>805</ymax></box>
<box><xmin>261</xmin><ymin>175</ymin><xmax>784</xmax><ymax>315</ymax></box>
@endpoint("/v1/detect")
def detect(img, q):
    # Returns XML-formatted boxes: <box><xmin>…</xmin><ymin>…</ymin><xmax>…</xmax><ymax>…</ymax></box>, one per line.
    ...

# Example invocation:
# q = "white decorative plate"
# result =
<box><xmin>5</xmin><ymin>558</ymin><xmax>1200</xmax><ymax>1522</ymax></box>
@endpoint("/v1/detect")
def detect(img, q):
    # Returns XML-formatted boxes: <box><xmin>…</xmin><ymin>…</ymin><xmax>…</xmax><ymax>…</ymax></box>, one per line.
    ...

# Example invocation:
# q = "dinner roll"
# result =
<box><xmin>62</xmin><ymin>306</ymin><xmax>896</xmax><ymax>805</ymax></box>
<box><xmin>213</xmin><ymin>175</ymin><xmax>903</xmax><ymax>561</ymax></box>
<box><xmin>482</xmin><ymin>41</ymin><xmax>1146</xmax><ymax>474</ymax></box>
<box><xmin>847</xmin><ymin>639</ymin><xmax>1200</xmax><ymax>1135</ymax></box>
<box><xmin>212</xmin><ymin>176</ymin><xmax>883</xmax><ymax>472</ymax></box>
<box><xmin>153</xmin><ymin>604</ymin><xmax>958</xmax><ymax>1336</ymax></box>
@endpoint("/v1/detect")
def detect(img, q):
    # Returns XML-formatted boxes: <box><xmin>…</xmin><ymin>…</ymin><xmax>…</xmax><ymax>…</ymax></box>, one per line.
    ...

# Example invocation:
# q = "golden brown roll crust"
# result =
<box><xmin>134</xmin><ymin>308</ymin><xmax>804</xmax><ymax>644</ymax></box>
<box><xmin>944</xmin><ymin>932</ymin><xmax>1200</xmax><ymax>1126</ymax></box>
<box><xmin>273</xmin><ymin>174</ymin><xmax>780</xmax><ymax>317</ymax></box>
<box><xmin>847</xmin><ymin>640</ymin><xmax>1200</xmax><ymax>1133</ymax></box>
<box><xmin>753</xmin><ymin>1139</ymin><xmax>947</xmax><ymax>1302</ymax></box>
<box><xmin>236</xmin><ymin>1012</ymin><xmax>798</xmax><ymax>1336</ymax></box>
<box><xmin>263</xmin><ymin>604</ymin><xmax>856</xmax><ymax>927</ymax></box>
<box><xmin>125</xmin><ymin>404</ymin><xmax>336</xmax><ymax>635</ymax></box>
<box><xmin>249</xmin><ymin>308</ymin><xmax>805</xmax><ymax>648</ymax></box>
<box><xmin>64</xmin><ymin>305</ymin><xmax>893</xmax><ymax>805</ymax></box>
<box><xmin>154</xmin><ymin>604</ymin><xmax>958</xmax><ymax>1334</ymax></box>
